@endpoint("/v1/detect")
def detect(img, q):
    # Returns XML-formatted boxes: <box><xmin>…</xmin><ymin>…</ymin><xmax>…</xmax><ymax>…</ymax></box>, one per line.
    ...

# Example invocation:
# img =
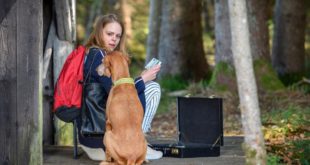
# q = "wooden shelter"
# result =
<box><xmin>0</xmin><ymin>0</ymin><xmax>75</xmax><ymax>164</ymax></box>
<box><xmin>0</xmin><ymin>0</ymin><xmax>43</xmax><ymax>164</ymax></box>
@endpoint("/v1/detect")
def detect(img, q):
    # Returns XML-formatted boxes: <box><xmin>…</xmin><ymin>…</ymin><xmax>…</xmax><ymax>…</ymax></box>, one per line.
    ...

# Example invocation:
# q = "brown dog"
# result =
<box><xmin>97</xmin><ymin>51</ymin><xmax>147</xmax><ymax>165</ymax></box>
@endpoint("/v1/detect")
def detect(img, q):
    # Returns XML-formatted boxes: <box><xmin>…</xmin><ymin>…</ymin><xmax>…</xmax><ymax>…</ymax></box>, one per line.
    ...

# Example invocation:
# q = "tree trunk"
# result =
<box><xmin>211</xmin><ymin>0</ymin><xmax>282</xmax><ymax>92</ymax></box>
<box><xmin>228</xmin><ymin>0</ymin><xmax>266</xmax><ymax>164</ymax></box>
<box><xmin>214</xmin><ymin>0</ymin><xmax>233</xmax><ymax>65</ymax></box>
<box><xmin>209</xmin><ymin>0</ymin><xmax>238</xmax><ymax>92</ymax></box>
<box><xmin>120</xmin><ymin>0</ymin><xmax>133</xmax><ymax>41</ymax></box>
<box><xmin>158</xmin><ymin>0</ymin><xmax>209</xmax><ymax>81</ymax></box>
<box><xmin>146</xmin><ymin>0</ymin><xmax>162</xmax><ymax>63</ymax></box>
<box><xmin>246</xmin><ymin>0</ymin><xmax>284</xmax><ymax>92</ymax></box>
<box><xmin>0</xmin><ymin>0</ymin><xmax>43</xmax><ymax>164</ymax></box>
<box><xmin>202</xmin><ymin>0</ymin><xmax>215</xmax><ymax>34</ymax></box>
<box><xmin>272</xmin><ymin>0</ymin><xmax>306</xmax><ymax>84</ymax></box>
<box><xmin>246</xmin><ymin>0</ymin><xmax>270</xmax><ymax>61</ymax></box>
<box><xmin>83</xmin><ymin>0</ymin><xmax>103</xmax><ymax>44</ymax></box>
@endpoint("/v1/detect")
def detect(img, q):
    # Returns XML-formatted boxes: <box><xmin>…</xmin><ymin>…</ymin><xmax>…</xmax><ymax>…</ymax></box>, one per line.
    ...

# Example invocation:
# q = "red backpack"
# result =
<box><xmin>53</xmin><ymin>45</ymin><xmax>86</xmax><ymax>122</ymax></box>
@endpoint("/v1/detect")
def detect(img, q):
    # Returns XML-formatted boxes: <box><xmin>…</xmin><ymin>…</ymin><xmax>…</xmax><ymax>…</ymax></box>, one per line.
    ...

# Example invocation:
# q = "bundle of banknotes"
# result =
<box><xmin>145</xmin><ymin>58</ymin><xmax>162</xmax><ymax>69</ymax></box>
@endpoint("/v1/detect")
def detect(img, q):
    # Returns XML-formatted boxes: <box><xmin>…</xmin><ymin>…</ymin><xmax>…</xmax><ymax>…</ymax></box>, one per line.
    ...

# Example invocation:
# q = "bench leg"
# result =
<box><xmin>73</xmin><ymin>120</ymin><xmax>78</xmax><ymax>159</ymax></box>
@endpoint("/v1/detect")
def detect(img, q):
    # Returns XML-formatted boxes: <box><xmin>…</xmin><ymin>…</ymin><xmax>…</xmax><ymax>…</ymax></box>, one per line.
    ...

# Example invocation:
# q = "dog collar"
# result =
<box><xmin>114</xmin><ymin>78</ymin><xmax>135</xmax><ymax>86</ymax></box>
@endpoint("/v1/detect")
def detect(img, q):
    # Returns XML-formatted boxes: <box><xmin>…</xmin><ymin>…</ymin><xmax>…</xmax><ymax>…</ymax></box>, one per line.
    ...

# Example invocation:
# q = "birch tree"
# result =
<box><xmin>228</xmin><ymin>0</ymin><xmax>266</xmax><ymax>164</ymax></box>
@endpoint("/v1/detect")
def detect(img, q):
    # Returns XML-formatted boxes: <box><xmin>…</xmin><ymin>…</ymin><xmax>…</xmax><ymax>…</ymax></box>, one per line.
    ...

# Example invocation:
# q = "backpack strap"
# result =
<box><xmin>99</xmin><ymin>49</ymin><xmax>105</xmax><ymax>57</ymax></box>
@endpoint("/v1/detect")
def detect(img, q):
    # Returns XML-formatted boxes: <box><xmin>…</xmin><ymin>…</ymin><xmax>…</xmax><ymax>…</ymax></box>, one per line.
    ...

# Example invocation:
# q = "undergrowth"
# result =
<box><xmin>263</xmin><ymin>106</ymin><xmax>310</xmax><ymax>164</ymax></box>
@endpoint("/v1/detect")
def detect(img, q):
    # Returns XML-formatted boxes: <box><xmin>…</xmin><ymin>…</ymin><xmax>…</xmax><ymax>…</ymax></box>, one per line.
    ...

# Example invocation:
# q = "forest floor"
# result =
<box><xmin>147</xmin><ymin>88</ymin><xmax>310</xmax><ymax>164</ymax></box>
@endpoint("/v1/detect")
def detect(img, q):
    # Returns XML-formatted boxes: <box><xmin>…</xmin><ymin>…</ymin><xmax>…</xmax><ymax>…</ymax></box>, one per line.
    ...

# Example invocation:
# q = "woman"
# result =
<box><xmin>78</xmin><ymin>14</ymin><xmax>163</xmax><ymax>161</ymax></box>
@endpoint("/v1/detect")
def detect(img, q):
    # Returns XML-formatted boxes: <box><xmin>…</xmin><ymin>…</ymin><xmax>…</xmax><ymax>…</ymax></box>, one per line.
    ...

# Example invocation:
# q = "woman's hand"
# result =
<box><xmin>141</xmin><ymin>65</ymin><xmax>161</xmax><ymax>83</ymax></box>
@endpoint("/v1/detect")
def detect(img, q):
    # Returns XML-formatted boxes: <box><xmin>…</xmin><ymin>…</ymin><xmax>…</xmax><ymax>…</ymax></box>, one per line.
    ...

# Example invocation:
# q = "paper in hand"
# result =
<box><xmin>145</xmin><ymin>58</ymin><xmax>162</xmax><ymax>69</ymax></box>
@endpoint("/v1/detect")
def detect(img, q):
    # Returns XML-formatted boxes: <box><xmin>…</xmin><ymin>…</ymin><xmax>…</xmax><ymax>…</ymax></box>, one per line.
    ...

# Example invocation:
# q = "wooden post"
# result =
<box><xmin>0</xmin><ymin>0</ymin><xmax>43</xmax><ymax>164</ymax></box>
<box><xmin>42</xmin><ymin>0</ymin><xmax>54</xmax><ymax>145</ymax></box>
<box><xmin>53</xmin><ymin>0</ymin><xmax>76</xmax><ymax>146</ymax></box>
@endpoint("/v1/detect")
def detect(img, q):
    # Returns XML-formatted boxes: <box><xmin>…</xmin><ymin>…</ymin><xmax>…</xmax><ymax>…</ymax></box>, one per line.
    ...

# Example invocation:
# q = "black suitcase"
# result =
<box><xmin>151</xmin><ymin>142</ymin><xmax>221</xmax><ymax>158</ymax></box>
<box><xmin>151</xmin><ymin>97</ymin><xmax>223</xmax><ymax>158</ymax></box>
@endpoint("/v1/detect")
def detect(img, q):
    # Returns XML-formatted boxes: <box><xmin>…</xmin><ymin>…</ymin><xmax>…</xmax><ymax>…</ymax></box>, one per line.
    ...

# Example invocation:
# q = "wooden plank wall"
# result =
<box><xmin>0</xmin><ymin>0</ymin><xmax>43</xmax><ymax>164</ymax></box>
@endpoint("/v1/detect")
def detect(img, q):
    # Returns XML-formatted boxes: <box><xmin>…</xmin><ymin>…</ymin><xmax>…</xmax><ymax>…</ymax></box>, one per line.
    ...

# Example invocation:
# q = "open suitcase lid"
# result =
<box><xmin>176</xmin><ymin>96</ymin><xmax>223</xmax><ymax>147</ymax></box>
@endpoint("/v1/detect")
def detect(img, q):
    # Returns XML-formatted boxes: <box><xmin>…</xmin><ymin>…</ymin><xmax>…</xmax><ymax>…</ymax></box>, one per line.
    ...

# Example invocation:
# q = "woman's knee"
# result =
<box><xmin>145</xmin><ymin>81</ymin><xmax>161</xmax><ymax>95</ymax></box>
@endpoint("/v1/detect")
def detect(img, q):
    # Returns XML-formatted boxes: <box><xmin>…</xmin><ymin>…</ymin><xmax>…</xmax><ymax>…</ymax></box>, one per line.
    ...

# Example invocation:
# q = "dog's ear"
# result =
<box><xmin>124</xmin><ymin>55</ymin><xmax>131</xmax><ymax>65</ymax></box>
<box><xmin>104</xmin><ymin>56</ymin><xmax>111</xmax><ymax>77</ymax></box>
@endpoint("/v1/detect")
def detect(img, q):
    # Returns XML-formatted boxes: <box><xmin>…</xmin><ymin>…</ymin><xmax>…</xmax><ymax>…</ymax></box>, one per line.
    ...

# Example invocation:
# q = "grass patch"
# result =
<box><xmin>159</xmin><ymin>75</ymin><xmax>189</xmax><ymax>92</ymax></box>
<box><xmin>267</xmin><ymin>154</ymin><xmax>283</xmax><ymax>165</ymax></box>
<box><xmin>288</xmin><ymin>77</ymin><xmax>310</xmax><ymax>94</ymax></box>
<box><xmin>254</xmin><ymin>59</ymin><xmax>285</xmax><ymax>91</ymax></box>
<box><xmin>156</xmin><ymin>76</ymin><xmax>189</xmax><ymax>114</ymax></box>
<box><xmin>291</xmin><ymin>140</ymin><xmax>310</xmax><ymax>165</ymax></box>
<box><xmin>208</xmin><ymin>62</ymin><xmax>236</xmax><ymax>92</ymax></box>
<box><xmin>157</xmin><ymin>94</ymin><xmax>176</xmax><ymax>114</ymax></box>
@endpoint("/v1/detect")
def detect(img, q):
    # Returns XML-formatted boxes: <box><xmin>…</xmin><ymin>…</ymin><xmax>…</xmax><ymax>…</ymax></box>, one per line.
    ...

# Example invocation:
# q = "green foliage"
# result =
<box><xmin>291</xmin><ymin>140</ymin><xmax>310</xmax><ymax>165</ymax></box>
<box><xmin>213</xmin><ymin>61</ymin><xmax>235</xmax><ymax>75</ymax></box>
<box><xmin>288</xmin><ymin>77</ymin><xmax>310</xmax><ymax>94</ymax></box>
<box><xmin>203</xmin><ymin>33</ymin><xmax>215</xmax><ymax>56</ymax></box>
<box><xmin>129</xmin><ymin>58</ymin><xmax>145</xmax><ymax>78</ymax></box>
<box><xmin>192</xmin><ymin>78</ymin><xmax>209</xmax><ymax>88</ymax></box>
<box><xmin>242</xmin><ymin>143</ymin><xmax>263</xmax><ymax>165</ymax></box>
<box><xmin>279</xmin><ymin>73</ymin><xmax>305</xmax><ymax>87</ymax></box>
<box><xmin>268</xmin><ymin>19</ymin><xmax>274</xmax><ymax>48</ymax></box>
<box><xmin>254</xmin><ymin>60</ymin><xmax>285</xmax><ymax>91</ymax></box>
<box><xmin>127</xmin><ymin>0</ymin><xmax>149</xmax><ymax>60</ymax></box>
<box><xmin>267</xmin><ymin>154</ymin><xmax>283</xmax><ymax>165</ymax></box>
<box><xmin>208</xmin><ymin>62</ymin><xmax>236</xmax><ymax>91</ymax></box>
<box><xmin>306</xmin><ymin>54</ymin><xmax>310</xmax><ymax>78</ymax></box>
<box><xmin>56</xmin><ymin>123</ymin><xmax>74</xmax><ymax>146</ymax></box>
<box><xmin>157</xmin><ymin>93</ymin><xmax>176</xmax><ymax>114</ymax></box>
<box><xmin>156</xmin><ymin>76</ymin><xmax>189</xmax><ymax>114</ymax></box>
<box><xmin>76</xmin><ymin>0</ymin><xmax>93</xmax><ymax>24</ymax></box>
<box><xmin>159</xmin><ymin>75</ymin><xmax>189</xmax><ymax>92</ymax></box>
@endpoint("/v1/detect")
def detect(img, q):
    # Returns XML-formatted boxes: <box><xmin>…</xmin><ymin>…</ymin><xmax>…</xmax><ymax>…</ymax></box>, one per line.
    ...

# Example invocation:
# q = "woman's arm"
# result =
<box><xmin>135</xmin><ymin>64</ymin><xmax>161</xmax><ymax>94</ymax></box>
<box><xmin>134</xmin><ymin>77</ymin><xmax>145</xmax><ymax>94</ymax></box>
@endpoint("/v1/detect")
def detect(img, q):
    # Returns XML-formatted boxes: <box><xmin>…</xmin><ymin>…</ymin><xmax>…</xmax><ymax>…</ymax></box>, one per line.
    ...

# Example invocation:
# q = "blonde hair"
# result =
<box><xmin>85</xmin><ymin>14</ymin><xmax>127</xmax><ymax>55</ymax></box>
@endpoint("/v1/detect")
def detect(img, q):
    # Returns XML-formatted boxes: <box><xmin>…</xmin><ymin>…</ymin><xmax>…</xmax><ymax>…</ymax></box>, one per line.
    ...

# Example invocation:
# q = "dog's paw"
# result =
<box><xmin>96</xmin><ymin>64</ymin><xmax>105</xmax><ymax>76</ymax></box>
<box><xmin>99</xmin><ymin>161</ymin><xmax>113</xmax><ymax>165</ymax></box>
<box><xmin>144</xmin><ymin>159</ymin><xmax>150</xmax><ymax>164</ymax></box>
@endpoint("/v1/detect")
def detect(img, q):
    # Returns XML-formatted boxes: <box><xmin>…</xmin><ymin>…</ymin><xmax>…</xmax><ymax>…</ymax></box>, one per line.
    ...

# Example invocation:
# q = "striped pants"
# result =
<box><xmin>142</xmin><ymin>81</ymin><xmax>161</xmax><ymax>133</ymax></box>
